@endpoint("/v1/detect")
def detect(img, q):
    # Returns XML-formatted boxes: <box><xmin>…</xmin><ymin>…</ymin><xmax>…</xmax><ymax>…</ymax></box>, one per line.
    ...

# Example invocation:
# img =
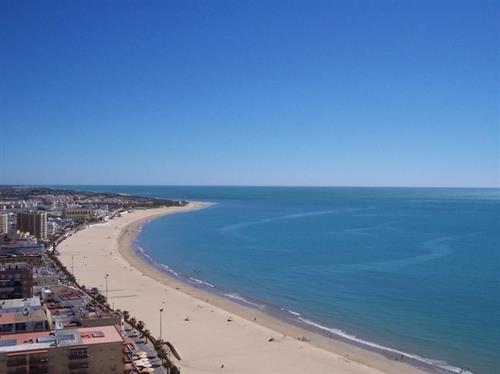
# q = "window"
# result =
<box><xmin>68</xmin><ymin>347</ymin><xmax>89</xmax><ymax>360</ymax></box>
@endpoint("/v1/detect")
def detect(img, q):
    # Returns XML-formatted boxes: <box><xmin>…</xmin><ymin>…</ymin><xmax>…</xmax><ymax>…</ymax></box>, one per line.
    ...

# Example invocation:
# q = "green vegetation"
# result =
<box><xmin>47</xmin><ymin>251</ymin><xmax>76</xmax><ymax>284</ymax></box>
<box><xmin>121</xmin><ymin>310</ymin><xmax>181</xmax><ymax>373</ymax></box>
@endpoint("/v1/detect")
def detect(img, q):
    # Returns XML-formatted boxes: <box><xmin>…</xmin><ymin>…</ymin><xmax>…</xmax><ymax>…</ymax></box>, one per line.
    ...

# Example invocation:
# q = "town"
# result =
<box><xmin>0</xmin><ymin>186</ymin><xmax>186</xmax><ymax>374</ymax></box>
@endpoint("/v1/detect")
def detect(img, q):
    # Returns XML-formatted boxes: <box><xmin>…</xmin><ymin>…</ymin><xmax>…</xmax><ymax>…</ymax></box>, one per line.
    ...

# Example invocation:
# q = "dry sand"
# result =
<box><xmin>58</xmin><ymin>203</ymin><xmax>426</xmax><ymax>374</ymax></box>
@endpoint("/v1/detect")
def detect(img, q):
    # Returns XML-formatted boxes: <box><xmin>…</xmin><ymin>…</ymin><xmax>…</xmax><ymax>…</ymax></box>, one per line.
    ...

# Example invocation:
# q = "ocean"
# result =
<box><xmin>63</xmin><ymin>186</ymin><xmax>500</xmax><ymax>373</ymax></box>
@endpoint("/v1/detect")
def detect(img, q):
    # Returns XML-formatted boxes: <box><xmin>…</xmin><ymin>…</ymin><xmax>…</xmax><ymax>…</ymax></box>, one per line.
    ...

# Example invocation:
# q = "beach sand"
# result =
<box><xmin>58</xmin><ymin>203</ymin><xmax>426</xmax><ymax>374</ymax></box>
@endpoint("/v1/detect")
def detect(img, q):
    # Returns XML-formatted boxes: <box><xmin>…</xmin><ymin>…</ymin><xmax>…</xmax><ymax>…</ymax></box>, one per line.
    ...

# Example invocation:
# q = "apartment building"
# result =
<box><xmin>0</xmin><ymin>262</ymin><xmax>33</xmax><ymax>300</ymax></box>
<box><xmin>0</xmin><ymin>213</ymin><xmax>8</xmax><ymax>234</ymax></box>
<box><xmin>16</xmin><ymin>212</ymin><xmax>48</xmax><ymax>241</ymax></box>
<box><xmin>0</xmin><ymin>325</ymin><xmax>126</xmax><ymax>374</ymax></box>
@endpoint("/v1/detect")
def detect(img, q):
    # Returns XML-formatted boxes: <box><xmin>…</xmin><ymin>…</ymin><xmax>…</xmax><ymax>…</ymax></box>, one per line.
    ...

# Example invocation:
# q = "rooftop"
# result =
<box><xmin>0</xmin><ymin>308</ymin><xmax>47</xmax><ymax>324</ymax></box>
<box><xmin>0</xmin><ymin>325</ymin><xmax>125</xmax><ymax>354</ymax></box>
<box><xmin>48</xmin><ymin>285</ymin><xmax>89</xmax><ymax>302</ymax></box>
<box><xmin>0</xmin><ymin>296</ymin><xmax>41</xmax><ymax>312</ymax></box>
<box><xmin>79</xmin><ymin>325</ymin><xmax>124</xmax><ymax>345</ymax></box>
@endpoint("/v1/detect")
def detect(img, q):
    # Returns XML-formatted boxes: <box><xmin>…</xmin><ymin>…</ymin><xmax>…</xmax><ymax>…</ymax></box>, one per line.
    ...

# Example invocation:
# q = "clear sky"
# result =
<box><xmin>1</xmin><ymin>0</ymin><xmax>498</xmax><ymax>187</ymax></box>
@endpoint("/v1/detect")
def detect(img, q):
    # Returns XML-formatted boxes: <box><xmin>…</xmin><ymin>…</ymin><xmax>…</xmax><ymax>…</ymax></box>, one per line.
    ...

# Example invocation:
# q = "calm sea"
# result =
<box><xmin>62</xmin><ymin>186</ymin><xmax>500</xmax><ymax>373</ymax></box>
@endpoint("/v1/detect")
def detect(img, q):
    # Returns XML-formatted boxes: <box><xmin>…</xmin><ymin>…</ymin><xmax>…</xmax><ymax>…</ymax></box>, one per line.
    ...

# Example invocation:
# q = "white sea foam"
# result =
<box><xmin>136</xmin><ymin>246</ymin><xmax>152</xmax><ymax>260</ymax></box>
<box><xmin>223</xmin><ymin>293</ymin><xmax>263</xmax><ymax>309</ymax></box>
<box><xmin>159</xmin><ymin>264</ymin><xmax>179</xmax><ymax>277</ymax></box>
<box><xmin>189</xmin><ymin>277</ymin><xmax>215</xmax><ymax>288</ymax></box>
<box><xmin>288</xmin><ymin>310</ymin><xmax>301</xmax><ymax>316</ymax></box>
<box><xmin>297</xmin><ymin>317</ymin><xmax>473</xmax><ymax>374</ymax></box>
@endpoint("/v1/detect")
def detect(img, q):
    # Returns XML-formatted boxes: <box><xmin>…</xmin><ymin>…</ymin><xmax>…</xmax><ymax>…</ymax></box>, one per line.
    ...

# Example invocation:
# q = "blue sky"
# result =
<box><xmin>1</xmin><ymin>0</ymin><xmax>498</xmax><ymax>187</ymax></box>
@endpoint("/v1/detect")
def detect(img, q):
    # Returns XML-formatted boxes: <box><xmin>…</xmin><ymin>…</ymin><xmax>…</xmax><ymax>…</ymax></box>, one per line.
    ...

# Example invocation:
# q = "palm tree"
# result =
<box><xmin>140</xmin><ymin>329</ymin><xmax>150</xmax><ymax>343</ymax></box>
<box><xmin>157</xmin><ymin>348</ymin><xmax>167</xmax><ymax>366</ymax></box>
<box><xmin>129</xmin><ymin>317</ymin><xmax>137</xmax><ymax>328</ymax></box>
<box><xmin>153</xmin><ymin>339</ymin><xmax>161</xmax><ymax>351</ymax></box>
<box><xmin>95</xmin><ymin>293</ymin><xmax>106</xmax><ymax>304</ymax></box>
<box><xmin>122</xmin><ymin>310</ymin><xmax>130</xmax><ymax>321</ymax></box>
<box><xmin>137</xmin><ymin>320</ymin><xmax>145</xmax><ymax>333</ymax></box>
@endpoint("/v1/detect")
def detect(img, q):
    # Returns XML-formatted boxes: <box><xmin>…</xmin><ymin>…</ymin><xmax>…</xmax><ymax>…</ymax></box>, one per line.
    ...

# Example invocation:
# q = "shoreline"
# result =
<box><xmin>126</xmin><ymin>204</ymin><xmax>464</xmax><ymax>374</ymax></box>
<box><xmin>59</xmin><ymin>203</ymin><xmax>447</xmax><ymax>374</ymax></box>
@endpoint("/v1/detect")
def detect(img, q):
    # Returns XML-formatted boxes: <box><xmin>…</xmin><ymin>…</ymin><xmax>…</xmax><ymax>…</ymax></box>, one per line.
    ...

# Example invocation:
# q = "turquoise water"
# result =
<box><xmin>64</xmin><ymin>186</ymin><xmax>499</xmax><ymax>373</ymax></box>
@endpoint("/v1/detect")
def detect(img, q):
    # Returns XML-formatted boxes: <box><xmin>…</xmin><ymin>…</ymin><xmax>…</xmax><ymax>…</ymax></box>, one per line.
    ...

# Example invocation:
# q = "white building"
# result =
<box><xmin>0</xmin><ymin>213</ymin><xmax>8</xmax><ymax>235</ymax></box>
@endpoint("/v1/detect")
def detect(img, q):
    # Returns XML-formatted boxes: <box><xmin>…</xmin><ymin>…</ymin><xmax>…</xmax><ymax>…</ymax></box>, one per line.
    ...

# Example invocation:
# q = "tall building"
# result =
<box><xmin>0</xmin><ymin>262</ymin><xmax>33</xmax><ymax>300</ymax></box>
<box><xmin>16</xmin><ymin>212</ymin><xmax>47</xmax><ymax>240</ymax></box>
<box><xmin>0</xmin><ymin>213</ymin><xmax>8</xmax><ymax>235</ymax></box>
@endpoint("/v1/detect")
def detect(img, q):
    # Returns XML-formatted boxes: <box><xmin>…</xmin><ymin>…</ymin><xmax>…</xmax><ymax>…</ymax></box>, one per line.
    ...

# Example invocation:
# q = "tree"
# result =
<box><xmin>141</xmin><ymin>329</ymin><xmax>150</xmax><ymax>343</ymax></box>
<box><xmin>157</xmin><ymin>348</ymin><xmax>167</xmax><ymax>366</ymax></box>
<box><xmin>122</xmin><ymin>310</ymin><xmax>130</xmax><ymax>321</ymax></box>
<box><xmin>137</xmin><ymin>320</ymin><xmax>145</xmax><ymax>332</ymax></box>
<box><xmin>95</xmin><ymin>294</ymin><xmax>106</xmax><ymax>304</ymax></box>
<box><xmin>153</xmin><ymin>340</ymin><xmax>162</xmax><ymax>351</ymax></box>
<box><xmin>129</xmin><ymin>317</ymin><xmax>137</xmax><ymax>328</ymax></box>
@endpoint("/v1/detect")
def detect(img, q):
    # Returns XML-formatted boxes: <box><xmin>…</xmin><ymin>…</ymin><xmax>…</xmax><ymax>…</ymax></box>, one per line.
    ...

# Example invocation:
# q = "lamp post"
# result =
<box><xmin>105</xmin><ymin>273</ymin><xmax>109</xmax><ymax>301</ymax></box>
<box><xmin>160</xmin><ymin>308</ymin><xmax>164</xmax><ymax>342</ymax></box>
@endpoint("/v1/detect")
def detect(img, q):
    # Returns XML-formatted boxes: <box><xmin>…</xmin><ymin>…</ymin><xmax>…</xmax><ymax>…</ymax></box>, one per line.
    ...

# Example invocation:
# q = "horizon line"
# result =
<box><xmin>2</xmin><ymin>183</ymin><xmax>499</xmax><ymax>190</ymax></box>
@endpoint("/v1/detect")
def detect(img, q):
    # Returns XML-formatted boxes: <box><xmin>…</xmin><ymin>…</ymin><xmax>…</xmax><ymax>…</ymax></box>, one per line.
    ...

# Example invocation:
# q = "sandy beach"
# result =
<box><xmin>58</xmin><ymin>203</ymin><xmax>426</xmax><ymax>374</ymax></box>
